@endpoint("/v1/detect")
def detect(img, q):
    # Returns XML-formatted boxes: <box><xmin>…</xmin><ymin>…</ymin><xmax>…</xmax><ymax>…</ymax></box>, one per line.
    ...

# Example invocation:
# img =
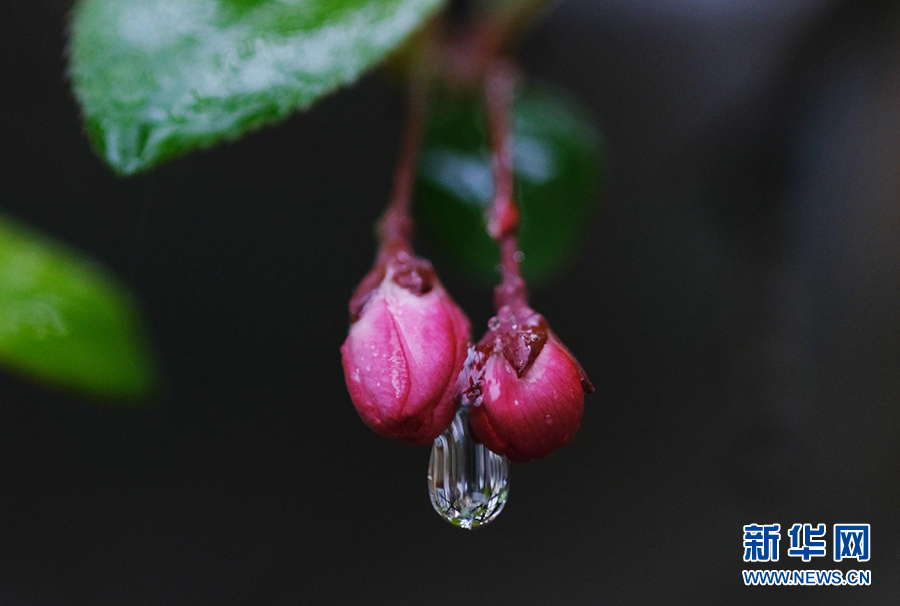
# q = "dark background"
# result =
<box><xmin>2</xmin><ymin>0</ymin><xmax>899</xmax><ymax>603</ymax></box>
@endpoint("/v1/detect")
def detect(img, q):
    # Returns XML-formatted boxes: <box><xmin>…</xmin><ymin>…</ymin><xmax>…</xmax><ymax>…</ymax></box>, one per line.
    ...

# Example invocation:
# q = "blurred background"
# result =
<box><xmin>2</xmin><ymin>0</ymin><xmax>899</xmax><ymax>603</ymax></box>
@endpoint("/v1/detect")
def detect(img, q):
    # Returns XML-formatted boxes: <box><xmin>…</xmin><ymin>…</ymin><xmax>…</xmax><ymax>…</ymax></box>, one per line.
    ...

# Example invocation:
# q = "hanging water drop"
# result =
<box><xmin>427</xmin><ymin>407</ymin><xmax>509</xmax><ymax>529</ymax></box>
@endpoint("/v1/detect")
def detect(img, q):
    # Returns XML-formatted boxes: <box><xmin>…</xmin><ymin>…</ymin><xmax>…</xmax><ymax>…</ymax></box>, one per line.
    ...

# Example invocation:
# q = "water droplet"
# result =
<box><xmin>473</xmin><ymin>396</ymin><xmax>483</xmax><ymax>407</ymax></box>
<box><xmin>488</xmin><ymin>317</ymin><xmax>500</xmax><ymax>331</ymax></box>
<box><xmin>428</xmin><ymin>407</ymin><xmax>509</xmax><ymax>529</ymax></box>
<box><xmin>513</xmin><ymin>251</ymin><xmax>525</xmax><ymax>263</ymax></box>
<box><xmin>544</xmin><ymin>414</ymin><xmax>553</xmax><ymax>425</ymax></box>
<box><xmin>365</xmin><ymin>364</ymin><xmax>372</xmax><ymax>372</ymax></box>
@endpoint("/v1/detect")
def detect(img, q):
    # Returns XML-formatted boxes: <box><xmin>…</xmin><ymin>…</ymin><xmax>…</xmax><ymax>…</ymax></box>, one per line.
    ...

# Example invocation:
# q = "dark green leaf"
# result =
<box><xmin>0</xmin><ymin>215</ymin><xmax>156</xmax><ymax>400</ymax></box>
<box><xmin>414</xmin><ymin>80</ymin><xmax>604</xmax><ymax>284</ymax></box>
<box><xmin>69</xmin><ymin>0</ymin><xmax>447</xmax><ymax>174</ymax></box>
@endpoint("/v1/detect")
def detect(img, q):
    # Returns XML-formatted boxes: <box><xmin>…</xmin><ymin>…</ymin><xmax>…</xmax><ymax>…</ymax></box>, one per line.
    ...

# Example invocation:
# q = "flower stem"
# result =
<box><xmin>378</xmin><ymin>78</ymin><xmax>429</xmax><ymax>257</ymax></box>
<box><xmin>484</xmin><ymin>61</ymin><xmax>527</xmax><ymax>312</ymax></box>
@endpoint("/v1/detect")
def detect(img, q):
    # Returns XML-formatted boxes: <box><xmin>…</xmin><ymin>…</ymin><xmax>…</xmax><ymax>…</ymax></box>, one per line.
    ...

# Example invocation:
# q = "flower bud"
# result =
<box><xmin>342</xmin><ymin>252</ymin><xmax>471</xmax><ymax>445</ymax></box>
<box><xmin>463</xmin><ymin>305</ymin><xmax>593</xmax><ymax>463</ymax></box>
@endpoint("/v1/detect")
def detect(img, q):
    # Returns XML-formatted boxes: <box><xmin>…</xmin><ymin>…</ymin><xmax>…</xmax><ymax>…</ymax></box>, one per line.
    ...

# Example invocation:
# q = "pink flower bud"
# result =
<box><xmin>463</xmin><ymin>305</ymin><xmax>593</xmax><ymax>463</ymax></box>
<box><xmin>342</xmin><ymin>252</ymin><xmax>471</xmax><ymax>446</ymax></box>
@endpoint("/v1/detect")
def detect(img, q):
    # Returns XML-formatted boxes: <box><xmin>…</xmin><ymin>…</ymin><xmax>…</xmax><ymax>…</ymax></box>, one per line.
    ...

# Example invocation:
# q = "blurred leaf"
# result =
<box><xmin>414</xmin><ymin>80</ymin><xmax>604</xmax><ymax>284</ymax></box>
<box><xmin>69</xmin><ymin>0</ymin><xmax>447</xmax><ymax>175</ymax></box>
<box><xmin>0</xmin><ymin>215</ymin><xmax>156</xmax><ymax>400</ymax></box>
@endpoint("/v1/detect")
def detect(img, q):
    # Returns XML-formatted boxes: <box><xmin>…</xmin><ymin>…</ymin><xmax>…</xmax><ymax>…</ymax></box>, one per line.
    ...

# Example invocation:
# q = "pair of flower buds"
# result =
<box><xmin>341</xmin><ymin>248</ymin><xmax>593</xmax><ymax>463</ymax></box>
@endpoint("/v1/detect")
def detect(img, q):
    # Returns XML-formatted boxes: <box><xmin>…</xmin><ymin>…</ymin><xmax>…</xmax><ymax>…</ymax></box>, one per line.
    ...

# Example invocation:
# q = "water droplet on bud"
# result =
<box><xmin>427</xmin><ymin>407</ymin><xmax>509</xmax><ymax>529</ymax></box>
<box><xmin>488</xmin><ymin>317</ymin><xmax>500</xmax><ymax>331</ymax></box>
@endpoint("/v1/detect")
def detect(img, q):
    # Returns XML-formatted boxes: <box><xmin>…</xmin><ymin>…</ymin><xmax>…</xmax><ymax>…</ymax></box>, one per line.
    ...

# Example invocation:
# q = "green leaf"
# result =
<box><xmin>0</xmin><ymin>215</ymin><xmax>156</xmax><ymax>400</ymax></box>
<box><xmin>414</xmin><ymin>80</ymin><xmax>604</xmax><ymax>285</ymax></box>
<box><xmin>69</xmin><ymin>0</ymin><xmax>447</xmax><ymax>175</ymax></box>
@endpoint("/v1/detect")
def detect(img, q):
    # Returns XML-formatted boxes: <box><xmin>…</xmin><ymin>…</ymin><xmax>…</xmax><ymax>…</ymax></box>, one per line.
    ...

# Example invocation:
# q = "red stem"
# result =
<box><xmin>485</xmin><ymin>61</ymin><xmax>528</xmax><ymax>312</ymax></box>
<box><xmin>378</xmin><ymin>79</ymin><xmax>428</xmax><ymax>257</ymax></box>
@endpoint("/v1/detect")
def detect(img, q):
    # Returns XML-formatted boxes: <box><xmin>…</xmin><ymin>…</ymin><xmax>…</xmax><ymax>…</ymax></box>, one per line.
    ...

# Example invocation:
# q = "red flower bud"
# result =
<box><xmin>342</xmin><ymin>252</ymin><xmax>471</xmax><ymax>445</ymax></box>
<box><xmin>463</xmin><ymin>305</ymin><xmax>593</xmax><ymax>463</ymax></box>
